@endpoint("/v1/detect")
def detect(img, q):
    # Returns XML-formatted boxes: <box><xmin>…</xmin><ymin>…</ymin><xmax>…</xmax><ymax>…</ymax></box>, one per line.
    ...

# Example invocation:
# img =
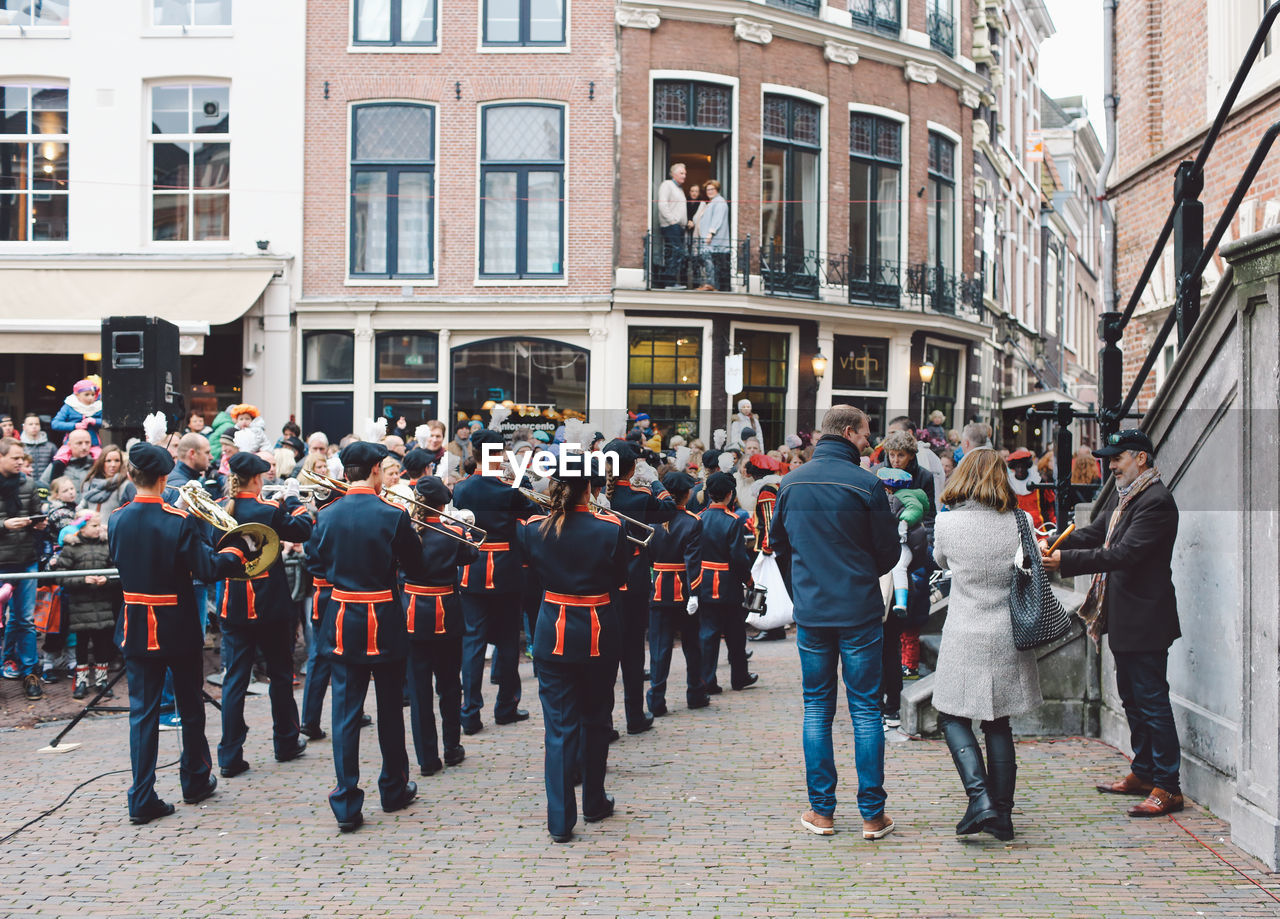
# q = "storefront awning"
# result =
<box><xmin>0</xmin><ymin>268</ymin><xmax>274</xmax><ymax>353</ymax></box>
<box><xmin>1000</xmin><ymin>389</ymin><xmax>1091</xmax><ymax>413</ymax></box>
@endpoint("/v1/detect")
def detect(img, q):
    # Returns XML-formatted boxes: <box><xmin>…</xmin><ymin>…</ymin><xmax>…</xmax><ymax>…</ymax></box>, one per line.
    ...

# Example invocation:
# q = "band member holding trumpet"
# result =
<box><xmin>300</xmin><ymin>474</ymin><xmax>344</xmax><ymax>741</ymax></box>
<box><xmin>109</xmin><ymin>443</ymin><xmax>257</xmax><ymax>825</ymax></box>
<box><xmin>602</xmin><ymin>439</ymin><xmax>677</xmax><ymax>733</ymax></box>
<box><xmin>696</xmin><ymin>472</ymin><xmax>758</xmax><ymax>693</ymax></box>
<box><xmin>450</xmin><ymin>430</ymin><xmax>538</xmax><ymax>735</ymax></box>
<box><xmin>516</xmin><ymin>463</ymin><xmax>631</xmax><ymax>843</ymax></box>
<box><xmin>403</xmin><ymin>475</ymin><xmax>479</xmax><ymax>775</ymax></box>
<box><xmin>308</xmin><ymin>441</ymin><xmax>429</xmax><ymax>832</ymax></box>
<box><xmin>215</xmin><ymin>452</ymin><xmax>314</xmax><ymax>779</ymax></box>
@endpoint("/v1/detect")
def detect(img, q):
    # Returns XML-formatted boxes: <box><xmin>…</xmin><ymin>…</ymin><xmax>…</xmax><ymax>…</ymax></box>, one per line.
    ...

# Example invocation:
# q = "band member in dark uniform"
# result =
<box><xmin>404</xmin><ymin>475</ymin><xmax>478</xmax><ymax>775</ymax></box>
<box><xmin>602</xmin><ymin>439</ymin><xmax>677</xmax><ymax>733</ymax></box>
<box><xmin>300</xmin><ymin>483</ymin><xmax>342</xmax><ymax>740</ymax></box>
<box><xmin>517</xmin><ymin>463</ymin><xmax>631</xmax><ymax>842</ymax></box>
<box><xmin>108</xmin><ymin>443</ymin><xmax>253</xmax><ymax>825</ymax></box>
<box><xmin>309</xmin><ymin>441</ymin><xmax>428</xmax><ymax>832</ymax></box>
<box><xmin>450</xmin><ymin>430</ymin><xmax>538</xmax><ymax>734</ymax></box>
<box><xmin>400</xmin><ymin>447</ymin><xmax>432</xmax><ymax>490</ymax></box>
<box><xmin>646</xmin><ymin>471</ymin><xmax>709</xmax><ymax>714</ymax></box>
<box><xmin>745</xmin><ymin>454</ymin><xmax>787</xmax><ymax>642</ymax></box>
<box><xmin>215</xmin><ymin>452</ymin><xmax>314</xmax><ymax>777</ymax></box>
<box><xmin>696</xmin><ymin>472</ymin><xmax>758</xmax><ymax>693</ymax></box>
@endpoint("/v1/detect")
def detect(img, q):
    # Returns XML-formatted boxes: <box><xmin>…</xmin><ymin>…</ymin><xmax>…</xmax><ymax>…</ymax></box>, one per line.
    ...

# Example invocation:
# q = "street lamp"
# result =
<box><xmin>811</xmin><ymin>351</ymin><xmax>828</xmax><ymax>381</ymax></box>
<box><xmin>918</xmin><ymin>360</ymin><xmax>935</xmax><ymax>427</ymax></box>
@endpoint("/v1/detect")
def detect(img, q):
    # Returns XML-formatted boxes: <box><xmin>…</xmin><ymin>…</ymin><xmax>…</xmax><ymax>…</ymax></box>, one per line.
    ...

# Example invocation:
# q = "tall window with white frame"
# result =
<box><xmin>848</xmin><ymin>113</ymin><xmax>901</xmax><ymax>307</ymax></box>
<box><xmin>150</xmin><ymin>84</ymin><xmax>230</xmax><ymax>241</ymax></box>
<box><xmin>483</xmin><ymin>0</ymin><xmax>565</xmax><ymax>46</ymax></box>
<box><xmin>152</xmin><ymin>0</ymin><xmax>231</xmax><ymax>26</ymax></box>
<box><xmin>350</xmin><ymin>103</ymin><xmax>435</xmax><ymax>278</ymax></box>
<box><xmin>479</xmin><ymin>103</ymin><xmax>564</xmax><ymax>279</ymax></box>
<box><xmin>925</xmin><ymin>131</ymin><xmax>956</xmax><ymax>312</ymax></box>
<box><xmin>2</xmin><ymin>0</ymin><xmax>70</xmax><ymax>25</ymax></box>
<box><xmin>0</xmin><ymin>84</ymin><xmax>69</xmax><ymax>241</ymax></box>
<box><xmin>926</xmin><ymin>0</ymin><xmax>954</xmax><ymax>56</ymax></box>
<box><xmin>760</xmin><ymin>94</ymin><xmax>822</xmax><ymax>298</ymax></box>
<box><xmin>353</xmin><ymin>0</ymin><xmax>436</xmax><ymax>45</ymax></box>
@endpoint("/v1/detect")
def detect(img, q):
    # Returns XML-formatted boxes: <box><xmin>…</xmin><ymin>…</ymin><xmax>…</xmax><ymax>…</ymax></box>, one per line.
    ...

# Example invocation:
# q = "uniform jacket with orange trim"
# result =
<box><xmin>107</xmin><ymin>494</ymin><xmax>247</xmax><ymax>658</ymax></box>
<box><xmin>308</xmin><ymin>486</ymin><xmax>429</xmax><ymax>662</ymax></box>
<box><xmin>450</xmin><ymin>471</ymin><xmax>539</xmax><ymax>594</ymax></box>
<box><xmin>517</xmin><ymin>508</ymin><xmax>631</xmax><ymax>662</ymax></box>
<box><xmin>752</xmin><ymin>482</ymin><xmax>780</xmax><ymax>555</ymax></box>
<box><xmin>606</xmin><ymin>479</ymin><xmax>678</xmax><ymax>589</ymax></box>
<box><xmin>768</xmin><ymin>435</ymin><xmax>901</xmax><ymax>628</ymax></box>
<box><xmin>694</xmin><ymin>504</ymin><xmax>754</xmax><ymax>606</ymax></box>
<box><xmin>403</xmin><ymin>518</ymin><xmax>479</xmax><ymax>642</ymax></box>
<box><xmin>217</xmin><ymin>491</ymin><xmax>314</xmax><ymax>629</ymax></box>
<box><xmin>648</xmin><ymin>509</ymin><xmax>701</xmax><ymax>607</ymax></box>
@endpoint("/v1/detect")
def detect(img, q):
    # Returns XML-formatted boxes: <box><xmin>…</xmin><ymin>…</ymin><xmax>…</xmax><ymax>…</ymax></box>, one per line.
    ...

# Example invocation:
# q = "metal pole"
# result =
<box><xmin>1173</xmin><ymin>161</ymin><xmax>1204</xmax><ymax>341</ymax></box>
<box><xmin>1</xmin><ymin>568</ymin><xmax>118</xmax><ymax>581</ymax></box>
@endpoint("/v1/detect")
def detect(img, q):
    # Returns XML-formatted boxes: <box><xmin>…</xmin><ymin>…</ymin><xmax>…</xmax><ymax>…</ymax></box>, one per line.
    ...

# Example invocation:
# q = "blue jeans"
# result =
<box><xmin>1</xmin><ymin>563</ymin><xmax>39</xmax><ymax>676</ymax></box>
<box><xmin>1113</xmin><ymin>650</ymin><xmax>1182</xmax><ymax>793</ymax></box>
<box><xmin>796</xmin><ymin>621</ymin><xmax>886</xmax><ymax>820</ymax></box>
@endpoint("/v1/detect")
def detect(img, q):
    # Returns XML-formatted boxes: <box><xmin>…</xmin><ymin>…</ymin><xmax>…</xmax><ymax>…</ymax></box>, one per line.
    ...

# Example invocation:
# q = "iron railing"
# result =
<box><xmin>766</xmin><ymin>0</ymin><xmax>822</xmax><ymax>14</ymax></box>
<box><xmin>927</xmin><ymin>9</ymin><xmax>954</xmax><ymax>56</ymax></box>
<box><xmin>849</xmin><ymin>0</ymin><xmax>900</xmax><ymax>37</ymax></box>
<box><xmin>848</xmin><ymin>257</ymin><xmax>903</xmax><ymax>307</ymax></box>
<box><xmin>643</xmin><ymin>231</ymin><xmax>750</xmax><ymax>292</ymax></box>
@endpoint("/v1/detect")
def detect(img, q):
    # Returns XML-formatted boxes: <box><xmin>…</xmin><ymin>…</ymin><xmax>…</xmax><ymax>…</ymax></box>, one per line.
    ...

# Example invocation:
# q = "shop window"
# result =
<box><xmin>375</xmin><ymin>331</ymin><xmax>438</xmax><ymax>382</ymax></box>
<box><xmin>353</xmin><ymin>0</ymin><xmax>436</xmax><ymax>45</ymax></box>
<box><xmin>375</xmin><ymin>392</ymin><xmax>438</xmax><ymax>433</ymax></box>
<box><xmin>831</xmin><ymin>336</ymin><xmax>888</xmax><ymax>391</ymax></box>
<box><xmin>479</xmin><ymin>104</ymin><xmax>563</xmax><ymax>278</ymax></box>
<box><xmin>303</xmin><ymin>331</ymin><xmax>355</xmax><ymax>384</ymax></box>
<box><xmin>150</xmin><ymin>83</ymin><xmax>230</xmax><ymax>241</ymax></box>
<box><xmin>350</xmin><ymin>103</ymin><xmax>434</xmax><ymax>278</ymax></box>
<box><xmin>0</xmin><ymin>84</ymin><xmax>69</xmax><ymax>241</ymax></box>
<box><xmin>483</xmin><ymin>0</ymin><xmax>565</xmax><ymax>47</ymax></box>
<box><xmin>628</xmin><ymin>328</ymin><xmax>701</xmax><ymax>441</ymax></box>
<box><xmin>733</xmin><ymin>329</ymin><xmax>788</xmax><ymax>448</ymax></box>
<box><xmin>451</xmin><ymin>337</ymin><xmax>586</xmax><ymax>432</ymax></box>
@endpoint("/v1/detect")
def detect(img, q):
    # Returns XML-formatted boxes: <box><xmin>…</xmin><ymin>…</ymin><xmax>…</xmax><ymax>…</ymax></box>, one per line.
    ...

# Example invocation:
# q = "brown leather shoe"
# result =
<box><xmin>1128</xmin><ymin>787</ymin><xmax>1185</xmax><ymax>817</ymax></box>
<box><xmin>862</xmin><ymin>813</ymin><xmax>895</xmax><ymax>840</ymax></box>
<box><xmin>800</xmin><ymin>810</ymin><xmax>834</xmax><ymax>835</ymax></box>
<box><xmin>1096</xmin><ymin>772</ymin><xmax>1154</xmax><ymax>796</ymax></box>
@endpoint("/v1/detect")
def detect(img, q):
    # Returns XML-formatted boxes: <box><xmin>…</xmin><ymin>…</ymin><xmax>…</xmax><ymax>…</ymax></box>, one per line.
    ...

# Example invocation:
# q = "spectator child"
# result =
<box><xmin>36</xmin><ymin>477</ymin><xmax>81</xmax><ymax>682</ymax></box>
<box><xmin>876</xmin><ymin>468</ymin><xmax>930</xmax><ymax>617</ymax></box>
<box><xmin>50</xmin><ymin>379</ymin><xmax>103</xmax><ymax>447</ymax></box>
<box><xmin>51</xmin><ymin>511</ymin><xmax>115</xmax><ymax>699</ymax></box>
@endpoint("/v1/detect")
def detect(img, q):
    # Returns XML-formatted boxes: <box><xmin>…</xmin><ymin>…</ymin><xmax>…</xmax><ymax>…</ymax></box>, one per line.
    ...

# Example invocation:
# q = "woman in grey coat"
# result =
<box><xmin>932</xmin><ymin>448</ymin><xmax>1042</xmax><ymax>841</ymax></box>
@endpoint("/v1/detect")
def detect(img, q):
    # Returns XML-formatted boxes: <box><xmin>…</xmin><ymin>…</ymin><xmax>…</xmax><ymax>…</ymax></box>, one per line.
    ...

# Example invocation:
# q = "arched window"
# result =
<box><xmin>350</xmin><ymin>102</ymin><xmax>435</xmax><ymax>278</ymax></box>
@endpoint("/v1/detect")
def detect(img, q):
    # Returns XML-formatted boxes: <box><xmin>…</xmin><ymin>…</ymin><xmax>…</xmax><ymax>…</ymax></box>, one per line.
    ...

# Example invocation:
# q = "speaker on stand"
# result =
<box><xmin>100</xmin><ymin>316</ymin><xmax>184</xmax><ymax>445</ymax></box>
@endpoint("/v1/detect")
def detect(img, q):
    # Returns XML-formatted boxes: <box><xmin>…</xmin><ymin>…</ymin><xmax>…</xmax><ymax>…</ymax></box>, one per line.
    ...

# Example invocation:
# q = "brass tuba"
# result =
<box><xmin>178</xmin><ymin>482</ymin><xmax>281</xmax><ymax>579</ymax></box>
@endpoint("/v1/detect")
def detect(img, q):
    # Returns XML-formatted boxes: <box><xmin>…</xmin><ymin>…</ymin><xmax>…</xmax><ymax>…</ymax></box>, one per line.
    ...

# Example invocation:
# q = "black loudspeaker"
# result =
<box><xmin>101</xmin><ymin>316</ymin><xmax>183</xmax><ymax>431</ymax></box>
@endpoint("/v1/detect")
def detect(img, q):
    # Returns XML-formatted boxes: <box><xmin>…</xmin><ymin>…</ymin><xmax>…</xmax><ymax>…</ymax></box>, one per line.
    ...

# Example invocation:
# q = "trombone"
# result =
<box><xmin>298</xmin><ymin>468</ymin><xmax>349</xmax><ymax>500</ymax></box>
<box><xmin>299</xmin><ymin>468</ymin><xmax>486</xmax><ymax>546</ymax></box>
<box><xmin>517</xmin><ymin>486</ymin><xmax>655</xmax><ymax>548</ymax></box>
<box><xmin>177</xmin><ymin>481</ymin><xmax>281</xmax><ymax>579</ymax></box>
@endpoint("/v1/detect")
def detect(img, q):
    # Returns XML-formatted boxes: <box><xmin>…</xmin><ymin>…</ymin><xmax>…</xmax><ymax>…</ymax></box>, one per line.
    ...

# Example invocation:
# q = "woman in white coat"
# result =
<box><xmin>932</xmin><ymin>449</ymin><xmax>1042</xmax><ymax>841</ymax></box>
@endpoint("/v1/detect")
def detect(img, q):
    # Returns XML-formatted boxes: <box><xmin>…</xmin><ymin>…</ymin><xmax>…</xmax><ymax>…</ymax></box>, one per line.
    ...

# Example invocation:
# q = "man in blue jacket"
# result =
<box><xmin>770</xmin><ymin>405</ymin><xmax>901</xmax><ymax>840</ymax></box>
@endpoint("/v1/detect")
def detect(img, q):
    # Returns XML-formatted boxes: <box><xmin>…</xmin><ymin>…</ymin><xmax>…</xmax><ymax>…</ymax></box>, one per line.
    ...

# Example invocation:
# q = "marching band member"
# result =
<box><xmin>108</xmin><ymin>443</ymin><xmax>255</xmax><ymax>825</ymax></box>
<box><xmin>744</xmin><ymin>454</ymin><xmax>792</xmax><ymax>642</ymax></box>
<box><xmin>215</xmin><ymin>452</ymin><xmax>314</xmax><ymax>778</ymax></box>
<box><xmin>696</xmin><ymin>472</ymin><xmax>758</xmax><ymax>693</ymax></box>
<box><xmin>516</xmin><ymin>463</ymin><xmax>631</xmax><ymax>843</ymax></box>
<box><xmin>400</xmin><ymin>447</ymin><xmax>432</xmax><ymax>490</ymax></box>
<box><xmin>404</xmin><ymin>475</ymin><xmax>478</xmax><ymax>775</ymax></box>
<box><xmin>602</xmin><ymin>439</ymin><xmax>677</xmax><ymax>733</ymax></box>
<box><xmin>308</xmin><ymin>440</ymin><xmax>428</xmax><ymax>832</ymax></box>
<box><xmin>646</xmin><ymin>471</ymin><xmax>709</xmax><ymax>714</ymax></box>
<box><xmin>450</xmin><ymin>430</ymin><xmax>538</xmax><ymax>734</ymax></box>
<box><xmin>300</xmin><ymin>480</ymin><xmax>343</xmax><ymax>740</ymax></box>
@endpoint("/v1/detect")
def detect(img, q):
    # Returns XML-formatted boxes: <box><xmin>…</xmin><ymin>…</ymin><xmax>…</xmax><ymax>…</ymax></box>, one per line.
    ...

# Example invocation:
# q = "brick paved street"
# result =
<box><xmin>1</xmin><ymin>638</ymin><xmax>1276</xmax><ymax>918</ymax></box>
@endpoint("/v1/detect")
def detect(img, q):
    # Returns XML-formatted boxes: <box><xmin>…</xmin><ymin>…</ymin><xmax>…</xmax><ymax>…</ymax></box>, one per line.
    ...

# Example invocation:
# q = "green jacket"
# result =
<box><xmin>208</xmin><ymin>410</ymin><xmax>234</xmax><ymax>463</ymax></box>
<box><xmin>891</xmin><ymin>487</ymin><xmax>929</xmax><ymax>528</ymax></box>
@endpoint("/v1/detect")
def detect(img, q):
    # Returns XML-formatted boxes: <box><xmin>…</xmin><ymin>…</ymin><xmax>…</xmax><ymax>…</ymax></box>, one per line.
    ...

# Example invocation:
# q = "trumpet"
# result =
<box><xmin>517</xmin><ymin>486</ymin><xmax>655</xmax><ymax>547</ymax></box>
<box><xmin>177</xmin><ymin>481</ymin><xmax>281</xmax><ymax>578</ymax></box>
<box><xmin>298</xmin><ymin>468</ymin><xmax>349</xmax><ymax>500</ymax></box>
<box><xmin>397</xmin><ymin>491</ymin><xmax>489</xmax><ymax>546</ymax></box>
<box><xmin>260</xmin><ymin>482</ymin><xmax>328</xmax><ymax>500</ymax></box>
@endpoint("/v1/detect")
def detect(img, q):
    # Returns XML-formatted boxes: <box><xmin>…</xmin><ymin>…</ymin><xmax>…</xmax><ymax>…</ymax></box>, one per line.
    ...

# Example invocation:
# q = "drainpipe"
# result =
<box><xmin>1096</xmin><ymin>0</ymin><xmax>1123</xmax><ymax>441</ymax></box>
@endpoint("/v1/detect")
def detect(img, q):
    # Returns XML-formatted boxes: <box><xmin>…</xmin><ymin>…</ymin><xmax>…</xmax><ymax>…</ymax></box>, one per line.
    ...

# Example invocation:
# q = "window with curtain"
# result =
<box><xmin>0</xmin><ymin>84</ymin><xmax>69</xmax><ymax>241</ymax></box>
<box><xmin>479</xmin><ymin>104</ymin><xmax>563</xmax><ymax>278</ymax></box>
<box><xmin>483</xmin><ymin>0</ymin><xmax>565</xmax><ymax>46</ymax></box>
<box><xmin>353</xmin><ymin>0</ymin><xmax>436</xmax><ymax>45</ymax></box>
<box><xmin>2</xmin><ymin>0</ymin><xmax>70</xmax><ymax>25</ymax></box>
<box><xmin>153</xmin><ymin>0</ymin><xmax>231</xmax><ymax>26</ymax></box>
<box><xmin>150</xmin><ymin>83</ymin><xmax>229</xmax><ymax>240</ymax></box>
<box><xmin>849</xmin><ymin>113</ymin><xmax>901</xmax><ymax>305</ymax></box>
<box><xmin>350</xmin><ymin>103</ymin><xmax>434</xmax><ymax>278</ymax></box>
<box><xmin>303</xmin><ymin>332</ymin><xmax>355</xmax><ymax>384</ymax></box>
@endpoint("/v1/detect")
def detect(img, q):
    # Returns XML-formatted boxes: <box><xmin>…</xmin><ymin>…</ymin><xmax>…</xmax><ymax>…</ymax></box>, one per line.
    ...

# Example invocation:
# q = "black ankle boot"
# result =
<box><xmin>983</xmin><ymin>728</ymin><xmax>1016</xmax><ymax>841</ymax></box>
<box><xmin>941</xmin><ymin>716</ymin><xmax>998</xmax><ymax>835</ymax></box>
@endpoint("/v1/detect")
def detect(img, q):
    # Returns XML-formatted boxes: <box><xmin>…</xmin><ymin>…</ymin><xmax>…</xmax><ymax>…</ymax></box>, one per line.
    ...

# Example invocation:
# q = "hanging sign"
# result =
<box><xmin>725</xmin><ymin>353</ymin><xmax>743</xmax><ymax>395</ymax></box>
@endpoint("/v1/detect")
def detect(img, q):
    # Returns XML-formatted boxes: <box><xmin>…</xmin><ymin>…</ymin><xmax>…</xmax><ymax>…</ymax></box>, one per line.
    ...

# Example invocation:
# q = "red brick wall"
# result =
<box><xmin>303</xmin><ymin>1</ymin><xmax>617</xmax><ymax>299</ymax></box>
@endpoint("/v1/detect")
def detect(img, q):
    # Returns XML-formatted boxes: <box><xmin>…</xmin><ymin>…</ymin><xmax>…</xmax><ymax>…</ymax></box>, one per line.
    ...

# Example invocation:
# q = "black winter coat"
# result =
<box><xmin>0</xmin><ymin>471</ymin><xmax>41</xmax><ymax>568</ymax></box>
<box><xmin>1058</xmin><ymin>480</ymin><xmax>1180</xmax><ymax>653</ymax></box>
<box><xmin>52</xmin><ymin>538</ymin><xmax>117</xmax><ymax>632</ymax></box>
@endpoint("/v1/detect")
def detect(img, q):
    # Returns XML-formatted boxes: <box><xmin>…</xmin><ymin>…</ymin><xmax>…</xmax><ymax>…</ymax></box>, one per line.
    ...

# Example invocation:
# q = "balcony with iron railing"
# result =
<box><xmin>927</xmin><ymin>8</ymin><xmax>955</xmax><ymax>56</ymax></box>
<box><xmin>848</xmin><ymin>0</ymin><xmax>900</xmax><ymax>37</ymax></box>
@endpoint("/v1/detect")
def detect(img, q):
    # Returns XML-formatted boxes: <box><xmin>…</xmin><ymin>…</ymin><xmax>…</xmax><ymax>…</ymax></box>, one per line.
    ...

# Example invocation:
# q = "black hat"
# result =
<box><xmin>128</xmin><ymin>442</ymin><xmax>174</xmax><ymax>477</ymax></box>
<box><xmin>402</xmin><ymin>448</ymin><xmax>432</xmax><ymax>477</ymax></box>
<box><xmin>603</xmin><ymin>438</ymin><xmax>638</xmax><ymax>463</ymax></box>
<box><xmin>662</xmin><ymin>470</ymin><xmax>695</xmax><ymax>494</ymax></box>
<box><xmin>228</xmin><ymin>452</ymin><xmax>270</xmax><ymax>478</ymax></box>
<box><xmin>470</xmin><ymin>430</ymin><xmax>505</xmax><ymax>450</ymax></box>
<box><xmin>553</xmin><ymin>450</ymin><xmax>606</xmax><ymax>488</ymax></box>
<box><xmin>339</xmin><ymin>440</ymin><xmax>388</xmax><ymax>467</ymax></box>
<box><xmin>702</xmin><ymin>448</ymin><xmax>722</xmax><ymax>471</ymax></box>
<box><xmin>1093</xmin><ymin>429</ymin><xmax>1155</xmax><ymax>459</ymax></box>
<box><xmin>414</xmin><ymin>475</ymin><xmax>451</xmax><ymax>506</ymax></box>
<box><xmin>705</xmin><ymin>471</ymin><xmax>736</xmax><ymax>501</ymax></box>
<box><xmin>280</xmin><ymin>435</ymin><xmax>306</xmax><ymax>460</ymax></box>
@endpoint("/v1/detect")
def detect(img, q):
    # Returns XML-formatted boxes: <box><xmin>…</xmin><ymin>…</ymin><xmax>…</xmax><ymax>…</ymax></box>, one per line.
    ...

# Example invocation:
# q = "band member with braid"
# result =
<box><xmin>744</xmin><ymin>454</ymin><xmax>790</xmax><ymax>642</ymax></box>
<box><xmin>108</xmin><ymin>443</ymin><xmax>254</xmax><ymax>825</ymax></box>
<box><xmin>646</xmin><ymin>470</ymin><xmax>709</xmax><ymax>715</ymax></box>
<box><xmin>309</xmin><ymin>440</ymin><xmax>429</xmax><ymax>832</ymax></box>
<box><xmin>516</xmin><ymin>463</ymin><xmax>631</xmax><ymax>843</ymax></box>
<box><xmin>451</xmin><ymin>430</ymin><xmax>538</xmax><ymax>734</ymax></box>
<box><xmin>216</xmin><ymin>452</ymin><xmax>314</xmax><ymax>778</ymax></box>
<box><xmin>696</xmin><ymin>472</ymin><xmax>758</xmax><ymax>693</ymax></box>
<box><xmin>404</xmin><ymin>475</ymin><xmax>478</xmax><ymax>775</ymax></box>
<box><xmin>602</xmin><ymin>439</ymin><xmax>677</xmax><ymax>733</ymax></box>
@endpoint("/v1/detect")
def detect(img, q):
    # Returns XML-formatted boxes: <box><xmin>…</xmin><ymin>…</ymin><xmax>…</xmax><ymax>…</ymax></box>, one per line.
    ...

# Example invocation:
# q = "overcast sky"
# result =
<box><xmin>1038</xmin><ymin>0</ymin><xmax>1106</xmax><ymax>139</ymax></box>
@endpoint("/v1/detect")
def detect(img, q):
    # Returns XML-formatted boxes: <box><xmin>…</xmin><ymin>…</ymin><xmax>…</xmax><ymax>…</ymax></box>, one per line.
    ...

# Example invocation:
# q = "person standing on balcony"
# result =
<box><xmin>700</xmin><ymin>180</ymin><xmax>730</xmax><ymax>291</ymax></box>
<box><xmin>657</xmin><ymin>163</ymin><xmax>690</xmax><ymax>290</ymax></box>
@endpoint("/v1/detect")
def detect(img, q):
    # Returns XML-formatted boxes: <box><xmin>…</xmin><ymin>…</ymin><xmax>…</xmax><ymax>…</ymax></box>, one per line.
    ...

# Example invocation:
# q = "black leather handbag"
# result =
<box><xmin>1010</xmin><ymin>510</ymin><xmax>1072</xmax><ymax>651</ymax></box>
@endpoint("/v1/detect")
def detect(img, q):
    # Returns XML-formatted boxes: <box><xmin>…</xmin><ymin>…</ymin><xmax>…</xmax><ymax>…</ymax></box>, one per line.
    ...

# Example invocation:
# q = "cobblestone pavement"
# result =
<box><xmin>1</xmin><ymin>638</ymin><xmax>1277</xmax><ymax>918</ymax></box>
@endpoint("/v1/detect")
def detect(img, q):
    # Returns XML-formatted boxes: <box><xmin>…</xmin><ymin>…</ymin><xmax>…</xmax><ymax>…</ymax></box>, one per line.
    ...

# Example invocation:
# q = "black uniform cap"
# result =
<box><xmin>470</xmin><ymin>430</ymin><xmax>505</xmax><ymax>450</ymax></box>
<box><xmin>228</xmin><ymin>452</ymin><xmax>270</xmax><ymax>478</ymax></box>
<box><xmin>402</xmin><ymin>447</ymin><xmax>432</xmax><ymax>477</ymax></box>
<box><xmin>339</xmin><ymin>440</ymin><xmax>388</xmax><ymax>467</ymax></box>
<box><xmin>414</xmin><ymin>475</ymin><xmax>451</xmax><ymax>506</ymax></box>
<box><xmin>662</xmin><ymin>470</ymin><xmax>695</xmax><ymax>494</ymax></box>
<box><xmin>702</xmin><ymin>449</ymin><xmax>722</xmax><ymax>471</ymax></box>
<box><xmin>128</xmin><ymin>442</ymin><xmax>174</xmax><ymax>477</ymax></box>
<box><xmin>603</xmin><ymin>439</ymin><xmax>638</xmax><ymax>463</ymax></box>
<box><xmin>705</xmin><ymin>471</ymin><xmax>736</xmax><ymax>502</ymax></box>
